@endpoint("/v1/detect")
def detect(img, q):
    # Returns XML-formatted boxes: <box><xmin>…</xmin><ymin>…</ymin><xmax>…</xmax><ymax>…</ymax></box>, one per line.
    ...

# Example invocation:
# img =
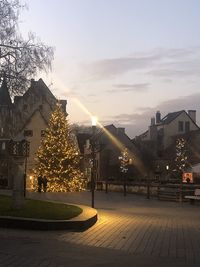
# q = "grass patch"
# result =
<box><xmin>0</xmin><ymin>195</ymin><xmax>82</xmax><ymax>220</ymax></box>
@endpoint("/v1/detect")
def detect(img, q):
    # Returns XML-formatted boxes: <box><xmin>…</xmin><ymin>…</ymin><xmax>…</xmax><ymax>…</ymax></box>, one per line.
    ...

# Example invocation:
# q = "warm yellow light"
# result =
<box><xmin>29</xmin><ymin>175</ymin><xmax>33</xmax><ymax>180</ymax></box>
<box><xmin>72</xmin><ymin>97</ymin><xmax>146</xmax><ymax>175</ymax></box>
<box><xmin>129</xmin><ymin>158</ymin><xmax>133</xmax><ymax>164</ymax></box>
<box><xmin>91</xmin><ymin>116</ymin><xmax>98</xmax><ymax>126</ymax></box>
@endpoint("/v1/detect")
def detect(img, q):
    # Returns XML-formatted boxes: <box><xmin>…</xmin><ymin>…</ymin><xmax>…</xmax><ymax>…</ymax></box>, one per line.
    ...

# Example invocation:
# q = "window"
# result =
<box><xmin>1</xmin><ymin>142</ymin><xmax>6</xmax><ymax>150</ymax></box>
<box><xmin>178</xmin><ymin>121</ymin><xmax>184</xmax><ymax>132</ymax></box>
<box><xmin>39</xmin><ymin>105</ymin><xmax>43</xmax><ymax>111</ymax></box>
<box><xmin>185</xmin><ymin>121</ymin><xmax>190</xmax><ymax>132</ymax></box>
<box><xmin>41</xmin><ymin>130</ymin><xmax>46</xmax><ymax>137</ymax></box>
<box><xmin>24</xmin><ymin>130</ymin><xmax>33</xmax><ymax>137</ymax></box>
<box><xmin>0</xmin><ymin>128</ymin><xmax>3</xmax><ymax>136</ymax></box>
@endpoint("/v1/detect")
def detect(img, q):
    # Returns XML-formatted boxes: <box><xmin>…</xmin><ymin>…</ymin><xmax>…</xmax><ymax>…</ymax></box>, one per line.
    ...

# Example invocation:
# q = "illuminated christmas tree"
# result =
<box><xmin>119</xmin><ymin>148</ymin><xmax>129</xmax><ymax>174</ymax></box>
<box><xmin>34</xmin><ymin>103</ymin><xmax>84</xmax><ymax>192</ymax></box>
<box><xmin>175</xmin><ymin>138</ymin><xmax>188</xmax><ymax>174</ymax></box>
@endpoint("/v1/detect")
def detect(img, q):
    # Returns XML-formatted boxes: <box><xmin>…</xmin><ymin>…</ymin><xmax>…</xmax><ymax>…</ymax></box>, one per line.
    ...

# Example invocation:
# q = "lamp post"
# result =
<box><xmin>22</xmin><ymin>140</ymin><xmax>29</xmax><ymax>198</ymax></box>
<box><xmin>91</xmin><ymin>116</ymin><xmax>97</xmax><ymax>208</ymax></box>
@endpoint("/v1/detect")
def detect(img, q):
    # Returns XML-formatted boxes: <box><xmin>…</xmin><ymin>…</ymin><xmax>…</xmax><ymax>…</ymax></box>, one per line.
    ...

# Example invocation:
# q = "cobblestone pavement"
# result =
<box><xmin>0</xmin><ymin>191</ymin><xmax>200</xmax><ymax>266</ymax></box>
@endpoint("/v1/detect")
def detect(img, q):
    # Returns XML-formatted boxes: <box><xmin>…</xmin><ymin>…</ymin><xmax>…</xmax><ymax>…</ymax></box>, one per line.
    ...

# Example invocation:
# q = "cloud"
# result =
<box><xmin>83</xmin><ymin>54</ymin><xmax>161</xmax><ymax>79</ymax></box>
<box><xmin>106</xmin><ymin>92</ymin><xmax>200</xmax><ymax>138</ymax></box>
<box><xmin>148</xmin><ymin>60</ymin><xmax>200</xmax><ymax>78</ymax></box>
<box><xmin>106</xmin><ymin>83</ymin><xmax>149</xmax><ymax>93</ymax></box>
<box><xmin>83</xmin><ymin>47</ymin><xmax>200</xmax><ymax>80</ymax></box>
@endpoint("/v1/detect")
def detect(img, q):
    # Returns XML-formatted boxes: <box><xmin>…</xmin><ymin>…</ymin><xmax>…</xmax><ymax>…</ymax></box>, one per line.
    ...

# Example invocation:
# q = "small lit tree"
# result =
<box><xmin>119</xmin><ymin>148</ymin><xmax>130</xmax><ymax>196</ymax></box>
<box><xmin>175</xmin><ymin>138</ymin><xmax>189</xmax><ymax>202</ymax></box>
<box><xmin>34</xmin><ymin>103</ymin><xmax>84</xmax><ymax>192</ymax></box>
<box><xmin>175</xmin><ymin>138</ymin><xmax>188</xmax><ymax>175</ymax></box>
<box><xmin>119</xmin><ymin>148</ymin><xmax>129</xmax><ymax>174</ymax></box>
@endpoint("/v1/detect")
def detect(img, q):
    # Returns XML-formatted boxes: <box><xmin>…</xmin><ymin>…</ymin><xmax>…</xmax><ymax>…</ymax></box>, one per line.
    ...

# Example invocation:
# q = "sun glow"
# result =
<box><xmin>72</xmin><ymin>97</ymin><xmax>147</xmax><ymax>175</ymax></box>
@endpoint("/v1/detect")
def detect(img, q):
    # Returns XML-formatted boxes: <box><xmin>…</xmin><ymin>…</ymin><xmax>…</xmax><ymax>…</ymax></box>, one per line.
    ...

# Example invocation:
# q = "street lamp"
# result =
<box><xmin>91</xmin><ymin>116</ymin><xmax>97</xmax><ymax>208</ymax></box>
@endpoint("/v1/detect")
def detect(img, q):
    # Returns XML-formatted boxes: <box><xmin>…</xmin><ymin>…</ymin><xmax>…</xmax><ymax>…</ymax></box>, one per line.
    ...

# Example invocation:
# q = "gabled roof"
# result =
<box><xmin>24</xmin><ymin>78</ymin><xmax>55</xmax><ymax>99</ymax></box>
<box><xmin>16</xmin><ymin>108</ymin><xmax>49</xmax><ymax>135</ymax></box>
<box><xmin>160</xmin><ymin>110</ymin><xmax>185</xmax><ymax>125</ymax></box>
<box><xmin>160</xmin><ymin>110</ymin><xmax>199</xmax><ymax>129</ymax></box>
<box><xmin>16</xmin><ymin>78</ymin><xmax>57</xmax><ymax>112</ymax></box>
<box><xmin>0</xmin><ymin>77</ymin><xmax>12</xmax><ymax>106</ymax></box>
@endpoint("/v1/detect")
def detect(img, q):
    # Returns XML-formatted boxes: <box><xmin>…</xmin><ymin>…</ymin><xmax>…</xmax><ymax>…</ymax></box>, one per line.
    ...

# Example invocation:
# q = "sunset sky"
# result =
<box><xmin>20</xmin><ymin>0</ymin><xmax>200</xmax><ymax>137</ymax></box>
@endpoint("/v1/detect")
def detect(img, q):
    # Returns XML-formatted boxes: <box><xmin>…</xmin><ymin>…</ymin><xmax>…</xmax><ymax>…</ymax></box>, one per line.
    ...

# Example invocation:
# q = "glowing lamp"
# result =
<box><xmin>91</xmin><ymin>116</ymin><xmax>98</xmax><ymax>126</ymax></box>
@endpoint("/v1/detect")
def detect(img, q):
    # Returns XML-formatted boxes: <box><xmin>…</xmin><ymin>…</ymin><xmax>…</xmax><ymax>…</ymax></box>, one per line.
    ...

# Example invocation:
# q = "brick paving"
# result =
<box><xmin>0</xmin><ymin>191</ymin><xmax>200</xmax><ymax>266</ymax></box>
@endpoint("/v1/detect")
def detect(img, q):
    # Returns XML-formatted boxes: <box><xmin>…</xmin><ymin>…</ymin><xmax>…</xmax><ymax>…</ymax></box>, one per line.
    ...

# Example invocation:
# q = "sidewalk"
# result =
<box><xmin>0</xmin><ymin>190</ymin><xmax>200</xmax><ymax>266</ymax></box>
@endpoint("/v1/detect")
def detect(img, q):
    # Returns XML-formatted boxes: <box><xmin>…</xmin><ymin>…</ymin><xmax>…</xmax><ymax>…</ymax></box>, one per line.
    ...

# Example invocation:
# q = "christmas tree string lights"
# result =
<box><xmin>175</xmin><ymin>138</ymin><xmax>188</xmax><ymax>174</ymax></box>
<box><xmin>34</xmin><ymin>103</ymin><xmax>84</xmax><ymax>192</ymax></box>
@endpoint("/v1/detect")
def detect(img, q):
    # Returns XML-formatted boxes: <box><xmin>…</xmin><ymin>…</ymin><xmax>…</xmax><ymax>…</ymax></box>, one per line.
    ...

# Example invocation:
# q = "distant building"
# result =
<box><xmin>134</xmin><ymin>110</ymin><xmax>200</xmax><ymax>181</ymax></box>
<box><xmin>76</xmin><ymin>124</ymin><xmax>145</xmax><ymax>183</ymax></box>
<box><xmin>138</xmin><ymin>110</ymin><xmax>199</xmax><ymax>152</ymax></box>
<box><xmin>0</xmin><ymin>78</ymin><xmax>67</xmax><ymax>188</ymax></box>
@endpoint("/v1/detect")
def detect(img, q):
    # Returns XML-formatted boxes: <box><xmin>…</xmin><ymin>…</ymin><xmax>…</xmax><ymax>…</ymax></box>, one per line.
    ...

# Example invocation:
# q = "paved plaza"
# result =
<box><xmin>0</xmin><ymin>191</ymin><xmax>200</xmax><ymax>266</ymax></box>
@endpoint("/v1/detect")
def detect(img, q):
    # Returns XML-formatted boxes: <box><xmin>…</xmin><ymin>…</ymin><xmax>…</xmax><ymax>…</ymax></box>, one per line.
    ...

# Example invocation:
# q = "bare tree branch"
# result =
<box><xmin>0</xmin><ymin>0</ymin><xmax>54</xmax><ymax>96</ymax></box>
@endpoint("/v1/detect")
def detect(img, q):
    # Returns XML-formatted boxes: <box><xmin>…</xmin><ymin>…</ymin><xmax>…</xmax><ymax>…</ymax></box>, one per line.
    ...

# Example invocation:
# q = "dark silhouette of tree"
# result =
<box><xmin>0</xmin><ymin>0</ymin><xmax>54</xmax><ymax>95</ymax></box>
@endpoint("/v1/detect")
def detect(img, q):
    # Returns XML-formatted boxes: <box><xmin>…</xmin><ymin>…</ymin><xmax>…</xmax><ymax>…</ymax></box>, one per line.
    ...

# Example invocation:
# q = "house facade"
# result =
<box><xmin>134</xmin><ymin>110</ymin><xmax>200</xmax><ymax>181</ymax></box>
<box><xmin>138</xmin><ymin>110</ymin><xmax>199</xmax><ymax>151</ymax></box>
<box><xmin>0</xmin><ymin>78</ymin><xmax>67</xmax><ymax>188</ymax></box>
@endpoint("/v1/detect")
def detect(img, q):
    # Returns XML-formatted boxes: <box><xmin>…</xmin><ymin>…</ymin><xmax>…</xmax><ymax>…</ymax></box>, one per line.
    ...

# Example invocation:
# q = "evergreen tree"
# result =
<box><xmin>34</xmin><ymin>103</ymin><xmax>84</xmax><ymax>192</ymax></box>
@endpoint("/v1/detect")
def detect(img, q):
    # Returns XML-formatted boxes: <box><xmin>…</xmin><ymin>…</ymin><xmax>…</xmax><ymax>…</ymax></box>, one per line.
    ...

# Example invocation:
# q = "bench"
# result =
<box><xmin>185</xmin><ymin>189</ymin><xmax>200</xmax><ymax>204</ymax></box>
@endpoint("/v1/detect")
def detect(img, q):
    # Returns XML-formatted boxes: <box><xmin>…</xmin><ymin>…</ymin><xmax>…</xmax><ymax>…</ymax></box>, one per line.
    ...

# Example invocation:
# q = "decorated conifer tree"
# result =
<box><xmin>175</xmin><ymin>138</ymin><xmax>188</xmax><ymax>175</ymax></box>
<box><xmin>34</xmin><ymin>103</ymin><xmax>84</xmax><ymax>192</ymax></box>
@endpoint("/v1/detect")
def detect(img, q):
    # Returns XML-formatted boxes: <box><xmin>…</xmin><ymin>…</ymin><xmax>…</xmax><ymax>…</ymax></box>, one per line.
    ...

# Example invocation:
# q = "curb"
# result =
<box><xmin>0</xmin><ymin>204</ymin><xmax>98</xmax><ymax>231</ymax></box>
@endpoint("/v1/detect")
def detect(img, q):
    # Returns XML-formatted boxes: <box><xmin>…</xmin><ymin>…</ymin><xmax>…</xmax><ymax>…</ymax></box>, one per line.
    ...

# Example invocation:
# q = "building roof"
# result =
<box><xmin>160</xmin><ymin>110</ymin><xmax>185</xmax><ymax>125</ymax></box>
<box><xmin>16</xmin><ymin>108</ymin><xmax>49</xmax><ymax>136</ymax></box>
<box><xmin>0</xmin><ymin>77</ymin><xmax>12</xmax><ymax>107</ymax></box>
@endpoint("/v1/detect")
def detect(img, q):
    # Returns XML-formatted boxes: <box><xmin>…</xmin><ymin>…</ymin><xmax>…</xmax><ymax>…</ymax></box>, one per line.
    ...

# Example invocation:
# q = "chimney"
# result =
<box><xmin>188</xmin><ymin>110</ymin><xmax>196</xmax><ymax>123</ymax></box>
<box><xmin>156</xmin><ymin>111</ymin><xmax>161</xmax><ymax>124</ymax></box>
<box><xmin>30</xmin><ymin>78</ymin><xmax>35</xmax><ymax>87</ymax></box>
<box><xmin>151</xmin><ymin>117</ymin><xmax>155</xmax><ymax>126</ymax></box>
<box><xmin>60</xmin><ymin>99</ymin><xmax>67</xmax><ymax>114</ymax></box>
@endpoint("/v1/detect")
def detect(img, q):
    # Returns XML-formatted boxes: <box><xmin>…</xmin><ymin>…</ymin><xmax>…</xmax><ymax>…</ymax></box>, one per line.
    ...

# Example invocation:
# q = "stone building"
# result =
<box><xmin>0</xmin><ymin>78</ymin><xmax>67</xmax><ymax>188</ymax></box>
<box><xmin>137</xmin><ymin>110</ymin><xmax>199</xmax><ymax>154</ymax></box>
<box><xmin>76</xmin><ymin>124</ymin><xmax>145</xmax><ymax>184</ymax></box>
